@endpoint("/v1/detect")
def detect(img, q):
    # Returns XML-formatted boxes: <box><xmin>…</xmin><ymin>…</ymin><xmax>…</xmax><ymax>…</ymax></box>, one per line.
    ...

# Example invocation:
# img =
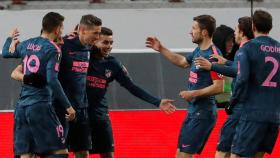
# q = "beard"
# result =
<box><xmin>192</xmin><ymin>36</ymin><xmax>203</xmax><ymax>44</ymax></box>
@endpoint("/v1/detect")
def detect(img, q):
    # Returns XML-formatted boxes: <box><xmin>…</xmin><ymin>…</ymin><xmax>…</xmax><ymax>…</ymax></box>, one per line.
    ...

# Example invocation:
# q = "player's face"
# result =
<box><xmin>95</xmin><ymin>34</ymin><xmax>113</xmax><ymax>58</ymax></box>
<box><xmin>80</xmin><ymin>25</ymin><xmax>101</xmax><ymax>45</ymax></box>
<box><xmin>225</xmin><ymin>37</ymin><xmax>234</xmax><ymax>54</ymax></box>
<box><xmin>234</xmin><ymin>24</ymin><xmax>242</xmax><ymax>44</ymax></box>
<box><xmin>190</xmin><ymin>21</ymin><xmax>203</xmax><ymax>44</ymax></box>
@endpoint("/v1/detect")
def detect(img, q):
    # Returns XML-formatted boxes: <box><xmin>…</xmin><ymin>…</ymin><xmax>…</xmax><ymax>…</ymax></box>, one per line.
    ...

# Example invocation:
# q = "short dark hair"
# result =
<box><xmin>101</xmin><ymin>27</ymin><xmax>113</xmax><ymax>36</ymax></box>
<box><xmin>80</xmin><ymin>14</ymin><xmax>102</xmax><ymax>27</ymax></box>
<box><xmin>238</xmin><ymin>16</ymin><xmax>254</xmax><ymax>40</ymax></box>
<box><xmin>193</xmin><ymin>15</ymin><xmax>216</xmax><ymax>37</ymax></box>
<box><xmin>253</xmin><ymin>10</ymin><xmax>272</xmax><ymax>34</ymax></box>
<box><xmin>42</xmin><ymin>12</ymin><xmax>64</xmax><ymax>33</ymax></box>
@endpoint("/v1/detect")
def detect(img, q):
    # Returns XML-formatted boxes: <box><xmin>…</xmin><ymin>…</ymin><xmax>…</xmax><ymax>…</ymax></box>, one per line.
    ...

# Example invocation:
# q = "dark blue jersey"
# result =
<box><xmin>2</xmin><ymin>37</ymin><xmax>71</xmax><ymax>108</ymax></box>
<box><xmin>211</xmin><ymin>42</ymin><xmax>250</xmax><ymax>114</ymax></box>
<box><xmin>186</xmin><ymin>46</ymin><xmax>224</xmax><ymax>113</ymax></box>
<box><xmin>232</xmin><ymin>36</ymin><xmax>280</xmax><ymax>123</ymax></box>
<box><xmin>55</xmin><ymin>35</ymin><xmax>90</xmax><ymax>109</ymax></box>
<box><xmin>86</xmin><ymin>56</ymin><xmax>161</xmax><ymax>119</ymax></box>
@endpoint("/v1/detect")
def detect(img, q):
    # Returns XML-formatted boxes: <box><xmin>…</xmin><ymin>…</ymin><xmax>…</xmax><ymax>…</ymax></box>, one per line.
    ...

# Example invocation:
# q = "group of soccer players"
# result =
<box><xmin>1</xmin><ymin>9</ymin><xmax>280</xmax><ymax>158</ymax></box>
<box><xmin>146</xmin><ymin>9</ymin><xmax>280</xmax><ymax>158</ymax></box>
<box><xmin>2</xmin><ymin>12</ymin><xmax>175</xmax><ymax>158</ymax></box>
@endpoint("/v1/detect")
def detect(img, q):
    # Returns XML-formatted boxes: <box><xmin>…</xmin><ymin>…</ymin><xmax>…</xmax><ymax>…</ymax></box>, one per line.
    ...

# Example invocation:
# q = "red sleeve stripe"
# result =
<box><xmin>211</xmin><ymin>71</ymin><xmax>224</xmax><ymax>80</ymax></box>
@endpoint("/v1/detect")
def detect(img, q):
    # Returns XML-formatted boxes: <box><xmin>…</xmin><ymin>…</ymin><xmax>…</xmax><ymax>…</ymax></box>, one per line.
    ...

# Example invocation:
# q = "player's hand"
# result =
<box><xmin>9</xmin><ymin>28</ymin><xmax>20</xmax><ymax>39</ymax></box>
<box><xmin>145</xmin><ymin>37</ymin><xmax>161</xmax><ymax>52</ymax></box>
<box><xmin>67</xmin><ymin>31</ymin><xmax>78</xmax><ymax>37</ymax></box>
<box><xmin>225</xmin><ymin>99</ymin><xmax>237</xmax><ymax>115</ymax></box>
<box><xmin>159</xmin><ymin>99</ymin><xmax>176</xmax><ymax>114</ymax></box>
<box><xmin>210</xmin><ymin>54</ymin><xmax>227</xmax><ymax>65</ymax></box>
<box><xmin>194</xmin><ymin>56</ymin><xmax>212</xmax><ymax>70</ymax></box>
<box><xmin>9</xmin><ymin>28</ymin><xmax>20</xmax><ymax>53</ymax></box>
<box><xmin>66</xmin><ymin>106</ymin><xmax>76</xmax><ymax>121</ymax></box>
<box><xmin>179</xmin><ymin>90</ymin><xmax>194</xmax><ymax>102</ymax></box>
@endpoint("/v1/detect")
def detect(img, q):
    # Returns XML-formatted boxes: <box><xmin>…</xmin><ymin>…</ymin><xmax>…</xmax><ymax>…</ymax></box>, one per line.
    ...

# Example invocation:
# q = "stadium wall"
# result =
<box><xmin>1</xmin><ymin>110</ymin><xmax>280</xmax><ymax>158</ymax></box>
<box><xmin>0</xmin><ymin>51</ymin><xmax>190</xmax><ymax>110</ymax></box>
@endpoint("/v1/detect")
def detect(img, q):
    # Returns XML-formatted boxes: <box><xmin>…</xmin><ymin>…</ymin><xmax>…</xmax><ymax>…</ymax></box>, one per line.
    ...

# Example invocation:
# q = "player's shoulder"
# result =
<box><xmin>106</xmin><ymin>56</ymin><xmax>120</xmax><ymax>64</ymax></box>
<box><xmin>192</xmin><ymin>47</ymin><xmax>200</xmax><ymax>53</ymax></box>
<box><xmin>25</xmin><ymin>37</ymin><xmax>58</xmax><ymax>52</ymax></box>
<box><xmin>63</xmin><ymin>34</ymin><xmax>78</xmax><ymax>43</ymax></box>
<box><xmin>46</xmin><ymin>40</ymin><xmax>61</xmax><ymax>53</ymax></box>
<box><xmin>211</xmin><ymin>44</ymin><xmax>222</xmax><ymax>55</ymax></box>
<box><xmin>106</xmin><ymin>56</ymin><xmax>123</xmax><ymax>68</ymax></box>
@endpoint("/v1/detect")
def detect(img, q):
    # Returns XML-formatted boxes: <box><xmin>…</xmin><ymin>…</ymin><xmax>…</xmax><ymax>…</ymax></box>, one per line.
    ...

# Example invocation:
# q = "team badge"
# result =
<box><xmin>218</xmin><ymin>73</ymin><xmax>224</xmax><ymax>78</ymax></box>
<box><xmin>105</xmin><ymin>69</ymin><xmax>112</xmax><ymax>78</ymax></box>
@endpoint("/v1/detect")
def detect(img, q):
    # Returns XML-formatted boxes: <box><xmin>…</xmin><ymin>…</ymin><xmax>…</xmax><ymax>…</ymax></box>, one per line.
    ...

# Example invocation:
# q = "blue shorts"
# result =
<box><xmin>216</xmin><ymin>118</ymin><xmax>239</xmax><ymax>152</ymax></box>
<box><xmin>89</xmin><ymin>116</ymin><xmax>114</xmax><ymax>154</ymax></box>
<box><xmin>177</xmin><ymin>110</ymin><xmax>217</xmax><ymax>154</ymax></box>
<box><xmin>14</xmin><ymin>104</ymin><xmax>66</xmax><ymax>155</ymax></box>
<box><xmin>231</xmin><ymin>120</ymin><xmax>279</xmax><ymax>157</ymax></box>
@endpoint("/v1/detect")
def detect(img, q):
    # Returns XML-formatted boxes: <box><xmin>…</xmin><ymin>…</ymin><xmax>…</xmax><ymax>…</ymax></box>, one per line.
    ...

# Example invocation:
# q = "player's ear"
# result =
<box><xmin>78</xmin><ymin>24</ymin><xmax>85</xmax><ymax>35</ymax></box>
<box><xmin>201</xmin><ymin>29</ymin><xmax>208</xmax><ymax>37</ymax></box>
<box><xmin>54</xmin><ymin>26</ymin><xmax>60</xmax><ymax>36</ymax></box>
<box><xmin>252</xmin><ymin>23</ymin><xmax>256</xmax><ymax>33</ymax></box>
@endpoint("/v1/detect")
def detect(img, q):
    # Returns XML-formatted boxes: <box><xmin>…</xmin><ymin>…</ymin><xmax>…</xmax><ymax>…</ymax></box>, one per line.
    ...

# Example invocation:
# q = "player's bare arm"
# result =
<box><xmin>11</xmin><ymin>64</ymin><xmax>24</xmax><ymax>81</ymax></box>
<box><xmin>146</xmin><ymin>36</ymin><xmax>190</xmax><ymax>68</ymax></box>
<box><xmin>179</xmin><ymin>79</ymin><xmax>224</xmax><ymax>101</ymax></box>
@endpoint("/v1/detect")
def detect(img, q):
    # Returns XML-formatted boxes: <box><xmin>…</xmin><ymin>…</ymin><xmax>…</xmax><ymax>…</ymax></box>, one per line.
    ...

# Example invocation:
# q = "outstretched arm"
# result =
<box><xmin>146</xmin><ymin>37</ymin><xmax>190</xmax><ymax>68</ymax></box>
<box><xmin>115</xmin><ymin>65</ymin><xmax>176</xmax><ymax>114</ymax></box>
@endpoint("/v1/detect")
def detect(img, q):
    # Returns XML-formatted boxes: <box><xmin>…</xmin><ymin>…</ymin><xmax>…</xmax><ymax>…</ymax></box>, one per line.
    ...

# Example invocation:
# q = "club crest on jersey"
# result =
<box><xmin>105</xmin><ymin>69</ymin><xmax>112</xmax><ymax>78</ymax></box>
<box><xmin>218</xmin><ymin>73</ymin><xmax>224</xmax><ymax>78</ymax></box>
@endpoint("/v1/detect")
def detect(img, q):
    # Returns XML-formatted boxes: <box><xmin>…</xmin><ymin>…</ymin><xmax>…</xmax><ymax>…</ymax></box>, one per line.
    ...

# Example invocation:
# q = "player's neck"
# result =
<box><xmin>93</xmin><ymin>53</ymin><xmax>104</xmax><ymax>60</ymax></box>
<box><xmin>79</xmin><ymin>36</ymin><xmax>87</xmax><ymax>46</ymax></box>
<box><xmin>254</xmin><ymin>32</ymin><xmax>269</xmax><ymax>38</ymax></box>
<box><xmin>240</xmin><ymin>37</ymin><xmax>249</xmax><ymax>47</ymax></box>
<box><xmin>198</xmin><ymin>37</ymin><xmax>212</xmax><ymax>50</ymax></box>
<box><xmin>41</xmin><ymin>32</ymin><xmax>56</xmax><ymax>41</ymax></box>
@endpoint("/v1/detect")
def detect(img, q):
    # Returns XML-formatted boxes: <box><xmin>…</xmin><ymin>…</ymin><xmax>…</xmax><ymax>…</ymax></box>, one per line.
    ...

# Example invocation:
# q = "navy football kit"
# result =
<box><xmin>53</xmin><ymin>35</ymin><xmax>92</xmax><ymax>151</ymax></box>
<box><xmin>87</xmin><ymin>55</ymin><xmax>161</xmax><ymax>153</ymax></box>
<box><xmin>2</xmin><ymin>36</ymin><xmax>71</xmax><ymax>155</ymax></box>
<box><xmin>177</xmin><ymin>46</ymin><xmax>224</xmax><ymax>154</ymax></box>
<box><xmin>231</xmin><ymin>36</ymin><xmax>280</xmax><ymax>157</ymax></box>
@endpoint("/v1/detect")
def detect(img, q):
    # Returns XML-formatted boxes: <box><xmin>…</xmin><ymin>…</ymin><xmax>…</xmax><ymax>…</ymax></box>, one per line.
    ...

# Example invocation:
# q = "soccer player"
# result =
<box><xmin>146</xmin><ymin>15</ymin><xmax>224</xmax><ymax>158</ymax></box>
<box><xmin>86</xmin><ymin>27</ymin><xmax>176</xmax><ymax>158</ymax></box>
<box><xmin>194</xmin><ymin>16</ymin><xmax>254</xmax><ymax>158</ymax></box>
<box><xmin>10</xmin><ymin>15</ymin><xmax>102</xmax><ymax>158</ymax></box>
<box><xmin>229</xmin><ymin>10</ymin><xmax>280</xmax><ymax>158</ymax></box>
<box><xmin>52</xmin><ymin>14</ymin><xmax>102</xmax><ymax>158</ymax></box>
<box><xmin>2</xmin><ymin>12</ymin><xmax>75</xmax><ymax>158</ymax></box>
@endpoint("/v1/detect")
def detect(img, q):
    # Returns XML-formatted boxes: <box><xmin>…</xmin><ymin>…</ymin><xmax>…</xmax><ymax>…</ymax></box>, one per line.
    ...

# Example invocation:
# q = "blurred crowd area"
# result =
<box><xmin>0</xmin><ymin>0</ymin><xmax>264</xmax><ymax>7</ymax></box>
